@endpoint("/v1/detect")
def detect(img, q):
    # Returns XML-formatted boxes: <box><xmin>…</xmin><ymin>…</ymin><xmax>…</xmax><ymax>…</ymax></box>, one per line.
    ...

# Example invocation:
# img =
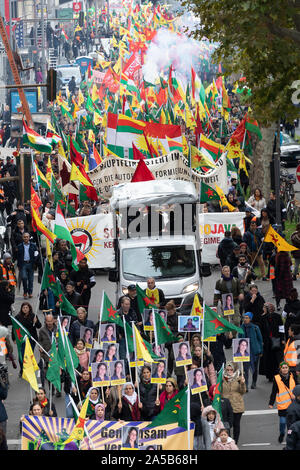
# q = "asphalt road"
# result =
<box><xmin>3</xmin><ymin>266</ymin><xmax>287</xmax><ymax>451</ymax></box>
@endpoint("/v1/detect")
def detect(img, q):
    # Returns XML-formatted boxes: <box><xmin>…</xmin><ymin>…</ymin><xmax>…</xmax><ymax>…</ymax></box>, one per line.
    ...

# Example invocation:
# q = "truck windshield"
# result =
<box><xmin>122</xmin><ymin>245</ymin><xmax>196</xmax><ymax>280</ymax></box>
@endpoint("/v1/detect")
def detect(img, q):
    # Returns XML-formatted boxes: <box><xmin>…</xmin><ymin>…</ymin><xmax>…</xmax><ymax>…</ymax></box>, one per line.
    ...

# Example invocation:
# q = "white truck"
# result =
<box><xmin>107</xmin><ymin>179</ymin><xmax>209</xmax><ymax>307</ymax></box>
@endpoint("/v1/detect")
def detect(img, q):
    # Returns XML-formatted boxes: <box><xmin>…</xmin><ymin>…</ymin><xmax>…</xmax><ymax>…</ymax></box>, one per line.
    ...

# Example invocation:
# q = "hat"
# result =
<box><xmin>293</xmin><ymin>385</ymin><xmax>300</xmax><ymax>397</ymax></box>
<box><xmin>48</xmin><ymin>209</ymin><xmax>55</xmax><ymax>217</ymax></box>
<box><xmin>127</xmin><ymin>284</ymin><xmax>136</xmax><ymax>291</ymax></box>
<box><xmin>3</xmin><ymin>252</ymin><xmax>11</xmax><ymax>260</ymax></box>
<box><xmin>243</xmin><ymin>312</ymin><xmax>253</xmax><ymax>320</ymax></box>
<box><xmin>245</xmin><ymin>207</ymin><xmax>252</xmax><ymax>213</ymax></box>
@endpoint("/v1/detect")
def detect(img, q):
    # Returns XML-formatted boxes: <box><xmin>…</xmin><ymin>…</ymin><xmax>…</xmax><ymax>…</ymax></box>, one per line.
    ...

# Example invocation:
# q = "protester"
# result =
<box><xmin>113</xmin><ymin>382</ymin><xmax>141</xmax><ymax>421</ymax></box>
<box><xmin>269</xmin><ymin>361</ymin><xmax>296</xmax><ymax>443</ymax></box>
<box><xmin>247</xmin><ymin>188</ymin><xmax>266</xmax><ymax>212</ymax></box>
<box><xmin>243</xmin><ymin>284</ymin><xmax>265</xmax><ymax>328</ymax></box>
<box><xmin>70</xmin><ymin>258</ymin><xmax>96</xmax><ymax>312</ymax></box>
<box><xmin>211</xmin><ymin>428</ymin><xmax>239</xmax><ymax>450</ymax></box>
<box><xmin>201</xmin><ymin>405</ymin><xmax>224</xmax><ymax>450</ymax></box>
<box><xmin>282</xmin><ymin>288</ymin><xmax>300</xmax><ymax>340</ymax></box>
<box><xmin>238</xmin><ymin>312</ymin><xmax>263</xmax><ymax>390</ymax></box>
<box><xmin>274</xmin><ymin>251</ymin><xmax>294</xmax><ymax>310</ymax></box>
<box><xmin>222</xmin><ymin>362</ymin><xmax>246</xmax><ymax>445</ymax></box>
<box><xmin>69</xmin><ymin>307</ymin><xmax>95</xmax><ymax>347</ymax></box>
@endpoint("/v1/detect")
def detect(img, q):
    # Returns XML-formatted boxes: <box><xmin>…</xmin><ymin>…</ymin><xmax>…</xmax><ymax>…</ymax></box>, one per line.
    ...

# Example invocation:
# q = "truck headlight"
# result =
<box><xmin>182</xmin><ymin>282</ymin><xmax>199</xmax><ymax>294</ymax></box>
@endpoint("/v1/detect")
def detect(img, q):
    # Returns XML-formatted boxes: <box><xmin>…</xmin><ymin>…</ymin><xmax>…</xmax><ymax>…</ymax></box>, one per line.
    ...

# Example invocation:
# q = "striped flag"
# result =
<box><xmin>23</xmin><ymin>120</ymin><xmax>52</xmax><ymax>153</ymax></box>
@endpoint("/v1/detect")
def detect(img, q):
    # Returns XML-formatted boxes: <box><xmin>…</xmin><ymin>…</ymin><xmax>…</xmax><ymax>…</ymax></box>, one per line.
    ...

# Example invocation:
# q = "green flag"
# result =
<box><xmin>11</xmin><ymin>316</ymin><xmax>30</xmax><ymax>363</ymax></box>
<box><xmin>57</xmin><ymin>318</ymin><xmax>79</xmax><ymax>381</ymax></box>
<box><xmin>148</xmin><ymin>386</ymin><xmax>188</xmax><ymax>429</ymax></box>
<box><xmin>200</xmin><ymin>182</ymin><xmax>219</xmax><ymax>203</ymax></box>
<box><xmin>203</xmin><ymin>304</ymin><xmax>243</xmax><ymax>339</ymax></box>
<box><xmin>136</xmin><ymin>284</ymin><xmax>157</xmax><ymax>313</ymax></box>
<box><xmin>41</xmin><ymin>260</ymin><xmax>56</xmax><ymax>291</ymax></box>
<box><xmin>124</xmin><ymin>321</ymin><xmax>160</xmax><ymax>361</ymax></box>
<box><xmin>211</xmin><ymin>366</ymin><xmax>224</xmax><ymax>420</ymax></box>
<box><xmin>100</xmin><ymin>291</ymin><xmax>123</xmax><ymax>327</ymax></box>
<box><xmin>46</xmin><ymin>338</ymin><xmax>61</xmax><ymax>392</ymax></box>
<box><xmin>154</xmin><ymin>312</ymin><xmax>178</xmax><ymax>344</ymax></box>
<box><xmin>55</xmin><ymin>281</ymin><xmax>78</xmax><ymax>317</ymax></box>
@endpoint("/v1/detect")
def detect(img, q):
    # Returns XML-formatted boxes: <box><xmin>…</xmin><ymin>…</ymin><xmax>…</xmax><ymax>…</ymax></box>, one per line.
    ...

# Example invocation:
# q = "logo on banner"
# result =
<box><xmin>71</xmin><ymin>228</ymin><xmax>93</xmax><ymax>255</ymax></box>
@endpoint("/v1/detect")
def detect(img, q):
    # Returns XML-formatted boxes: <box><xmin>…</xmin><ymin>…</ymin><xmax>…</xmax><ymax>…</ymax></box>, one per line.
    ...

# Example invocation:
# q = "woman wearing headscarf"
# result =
<box><xmin>259</xmin><ymin>303</ymin><xmax>285</xmax><ymax>382</ymax></box>
<box><xmin>222</xmin><ymin>361</ymin><xmax>246</xmax><ymax>445</ymax></box>
<box><xmin>113</xmin><ymin>382</ymin><xmax>141</xmax><ymax>421</ymax></box>
<box><xmin>94</xmin><ymin>403</ymin><xmax>108</xmax><ymax>422</ymax></box>
<box><xmin>269</xmin><ymin>361</ymin><xmax>296</xmax><ymax>443</ymax></box>
<box><xmin>201</xmin><ymin>405</ymin><xmax>224</xmax><ymax>450</ymax></box>
<box><xmin>85</xmin><ymin>387</ymin><xmax>102</xmax><ymax>419</ymax></box>
<box><xmin>156</xmin><ymin>378</ymin><xmax>179</xmax><ymax>412</ymax></box>
<box><xmin>74</xmin><ymin>339</ymin><xmax>90</xmax><ymax>371</ymax></box>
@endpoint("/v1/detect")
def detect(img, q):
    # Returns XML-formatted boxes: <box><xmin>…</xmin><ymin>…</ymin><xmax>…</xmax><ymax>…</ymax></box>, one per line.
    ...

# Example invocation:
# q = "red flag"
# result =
<box><xmin>231</xmin><ymin>116</ymin><xmax>246</xmax><ymax>143</ymax></box>
<box><xmin>70</xmin><ymin>138</ymin><xmax>83</xmax><ymax>166</ymax></box>
<box><xmin>131</xmin><ymin>160</ymin><xmax>155</xmax><ymax>182</ymax></box>
<box><xmin>132</xmin><ymin>142</ymin><xmax>146</xmax><ymax>160</ymax></box>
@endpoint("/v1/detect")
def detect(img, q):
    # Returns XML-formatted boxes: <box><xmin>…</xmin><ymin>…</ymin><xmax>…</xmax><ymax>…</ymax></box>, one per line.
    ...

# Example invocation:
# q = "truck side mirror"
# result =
<box><xmin>108</xmin><ymin>270</ymin><xmax>119</xmax><ymax>283</ymax></box>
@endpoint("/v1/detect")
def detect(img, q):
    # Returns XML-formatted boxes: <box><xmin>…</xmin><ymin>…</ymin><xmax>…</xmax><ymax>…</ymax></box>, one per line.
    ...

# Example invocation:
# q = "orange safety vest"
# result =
<box><xmin>284</xmin><ymin>338</ymin><xmax>298</xmax><ymax>367</ymax></box>
<box><xmin>275</xmin><ymin>374</ymin><xmax>296</xmax><ymax>410</ymax></box>
<box><xmin>0</xmin><ymin>337</ymin><xmax>7</xmax><ymax>356</ymax></box>
<box><xmin>0</xmin><ymin>263</ymin><xmax>16</xmax><ymax>286</ymax></box>
<box><xmin>0</xmin><ymin>188</ymin><xmax>4</xmax><ymax>204</ymax></box>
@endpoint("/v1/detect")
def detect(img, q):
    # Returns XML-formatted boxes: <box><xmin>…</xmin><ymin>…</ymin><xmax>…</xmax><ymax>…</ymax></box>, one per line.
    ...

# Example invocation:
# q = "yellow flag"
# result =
<box><xmin>191</xmin><ymin>293</ymin><xmax>203</xmax><ymax>318</ymax></box>
<box><xmin>103</xmin><ymin>145</ymin><xmax>120</xmax><ymax>159</ymax></box>
<box><xmin>70</xmin><ymin>162</ymin><xmax>93</xmax><ymax>187</ymax></box>
<box><xmin>98</xmin><ymin>60</ymin><xmax>111</xmax><ymax>69</ymax></box>
<box><xmin>22</xmin><ymin>338</ymin><xmax>39</xmax><ymax>392</ymax></box>
<box><xmin>190</xmin><ymin>146</ymin><xmax>216</xmax><ymax>169</ymax></box>
<box><xmin>215</xmin><ymin>185</ymin><xmax>236</xmax><ymax>212</ymax></box>
<box><xmin>264</xmin><ymin>225</ymin><xmax>297</xmax><ymax>252</ymax></box>
<box><xmin>57</xmin><ymin>140</ymin><xmax>67</xmax><ymax>160</ymax></box>
<box><xmin>94</xmin><ymin>111</ymin><xmax>102</xmax><ymax>126</ymax></box>
<box><xmin>63</xmin><ymin>397</ymin><xmax>89</xmax><ymax>444</ymax></box>
<box><xmin>46</xmin><ymin>156</ymin><xmax>53</xmax><ymax>182</ymax></box>
<box><xmin>88</xmin><ymin>129</ymin><xmax>95</xmax><ymax>143</ymax></box>
<box><xmin>46</xmin><ymin>238</ymin><xmax>53</xmax><ymax>270</ymax></box>
<box><xmin>134</xmin><ymin>324</ymin><xmax>154</xmax><ymax>363</ymax></box>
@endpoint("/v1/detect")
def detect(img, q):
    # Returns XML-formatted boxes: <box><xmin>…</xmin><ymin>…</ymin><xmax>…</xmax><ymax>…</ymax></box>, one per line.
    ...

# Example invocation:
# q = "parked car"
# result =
<box><xmin>280</xmin><ymin>133</ymin><xmax>300</xmax><ymax>166</ymax></box>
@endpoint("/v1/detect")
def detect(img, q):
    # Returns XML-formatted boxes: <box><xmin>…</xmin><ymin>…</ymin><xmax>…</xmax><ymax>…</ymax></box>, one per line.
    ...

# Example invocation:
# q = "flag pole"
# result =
<box><xmin>9</xmin><ymin>314</ymin><xmax>50</xmax><ymax>358</ymax></box>
<box><xmin>132</xmin><ymin>321</ymin><xmax>140</xmax><ymax>403</ymax></box>
<box><xmin>123</xmin><ymin>315</ymin><xmax>133</xmax><ymax>383</ymax></box>
<box><xmin>187</xmin><ymin>384</ymin><xmax>191</xmax><ymax>450</ymax></box>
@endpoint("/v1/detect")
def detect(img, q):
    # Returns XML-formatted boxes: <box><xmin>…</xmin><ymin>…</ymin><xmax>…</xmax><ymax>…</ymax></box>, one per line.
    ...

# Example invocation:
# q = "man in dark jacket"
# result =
<box><xmin>64</xmin><ymin>281</ymin><xmax>83</xmax><ymax>311</ymax></box>
<box><xmin>68</xmin><ymin>306</ymin><xmax>95</xmax><ymax>347</ymax></box>
<box><xmin>70</xmin><ymin>257</ymin><xmax>96</xmax><ymax>313</ymax></box>
<box><xmin>243</xmin><ymin>284</ymin><xmax>266</xmax><ymax>329</ymax></box>
<box><xmin>17</xmin><ymin>232</ymin><xmax>39</xmax><ymax>298</ymax></box>
<box><xmin>217</xmin><ymin>231</ymin><xmax>236</xmax><ymax>267</ymax></box>
<box><xmin>243</xmin><ymin>219</ymin><xmax>266</xmax><ymax>279</ymax></box>
<box><xmin>285</xmin><ymin>420</ymin><xmax>300</xmax><ymax>450</ymax></box>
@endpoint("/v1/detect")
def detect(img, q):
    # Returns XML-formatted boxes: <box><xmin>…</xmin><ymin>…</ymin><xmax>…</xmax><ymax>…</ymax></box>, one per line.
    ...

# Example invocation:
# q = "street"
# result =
<box><xmin>4</xmin><ymin>266</ymin><xmax>283</xmax><ymax>451</ymax></box>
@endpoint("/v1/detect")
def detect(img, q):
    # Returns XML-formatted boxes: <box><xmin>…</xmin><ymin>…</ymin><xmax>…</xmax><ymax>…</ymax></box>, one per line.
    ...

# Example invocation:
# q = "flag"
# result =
<box><xmin>100</xmin><ymin>291</ymin><xmax>123</xmax><ymax>327</ymax></box>
<box><xmin>46</xmin><ymin>338</ymin><xmax>61</xmax><ymax>392</ymax></box>
<box><xmin>41</xmin><ymin>260</ymin><xmax>56</xmax><ymax>291</ymax></box>
<box><xmin>190</xmin><ymin>145</ymin><xmax>216</xmax><ymax>169</ymax></box>
<box><xmin>200</xmin><ymin>182</ymin><xmax>219</xmax><ymax>203</ymax></box>
<box><xmin>54</xmin><ymin>279</ymin><xmax>78</xmax><ymax>317</ymax></box>
<box><xmin>31</xmin><ymin>206</ymin><xmax>57</xmax><ymax>244</ymax></box>
<box><xmin>22</xmin><ymin>337</ymin><xmax>39</xmax><ymax>392</ymax></box>
<box><xmin>23</xmin><ymin>120</ymin><xmax>52</xmax><ymax>153</ymax></box>
<box><xmin>154</xmin><ymin>311</ymin><xmax>178</xmax><ymax>344</ymax></box>
<box><xmin>11</xmin><ymin>316</ymin><xmax>30</xmax><ymax>363</ymax></box>
<box><xmin>136</xmin><ymin>284</ymin><xmax>157</xmax><ymax>312</ymax></box>
<box><xmin>264</xmin><ymin>225</ymin><xmax>297</xmax><ymax>252</ymax></box>
<box><xmin>63</xmin><ymin>397</ymin><xmax>89</xmax><ymax>444</ymax></box>
<box><xmin>57</xmin><ymin>318</ymin><xmax>79</xmax><ymax>381</ymax></box>
<box><xmin>131</xmin><ymin>159</ymin><xmax>155</xmax><ymax>182</ymax></box>
<box><xmin>148</xmin><ymin>386</ymin><xmax>188</xmax><ymax>429</ymax></box>
<box><xmin>70</xmin><ymin>162</ymin><xmax>93</xmax><ymax>186</ymax></box>
<box><xmin>245</xmin><ymin>116</ymin><xmax>262</xmax><ymax>140</ymax></box>
<box><xmin>54</xmin><ymin>205</ymin><xmax>82</xmax><ymax>270</ymax></box>
<box><xmin>211</xmin><ymin>365</ymin><xmax>224</xmax><ymax>420</ymax></box>
<box><xmin>215</xmin><ymin>186</ymin><xmax>236</xmax><ymax>212</ymax></box>
<box><xmin>30</xmin><ymin>185</ymin><xmax>42</xmax><ymax>213</ymax></box>
<box><xmin>35</xmin><ymin>163</ymin><xmax>50</xmax><ymax>189</ymax></box>
<box><xmin>132</xmin><ymin>142</ymin><xmax>146</xmax><ymax>160</ymax></box>
<box><xmin>166</xmin><ymin>136</ymin><xmax>183</xmax><ymax>153</ymax></box>
<box><xmin>203</xmin><ymin>304</ymin><xmax>243</xmax><ymax>339</ymax></box>
<box><xmin>199</xmin><ymin>134</ymin><xmax>224</xmax><ymax>162</ymax></box>
<box><xmin>133</xmin><ymin>323</ymin><xmax>155</xmax><ymax>363</ymax></box>
<box><xmin>190</xmin><ymin>293</ymin><xmax>203</xmax><ymax>317</ymax></box>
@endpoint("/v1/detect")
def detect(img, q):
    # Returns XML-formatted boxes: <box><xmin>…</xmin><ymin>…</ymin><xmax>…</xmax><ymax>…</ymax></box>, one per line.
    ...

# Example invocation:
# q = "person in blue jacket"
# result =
<box><xmin>238</xmin><ymin>312</ymin><xmax>263</xmax><ymax>391</ymax></box>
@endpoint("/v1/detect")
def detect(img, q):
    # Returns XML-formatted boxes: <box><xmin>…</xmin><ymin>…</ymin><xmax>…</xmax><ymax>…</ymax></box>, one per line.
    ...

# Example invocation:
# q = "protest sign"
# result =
<box><xmin>21</xmin><ymin>417</ymin><xmax>195</xmax><ymax>450</ymax></box>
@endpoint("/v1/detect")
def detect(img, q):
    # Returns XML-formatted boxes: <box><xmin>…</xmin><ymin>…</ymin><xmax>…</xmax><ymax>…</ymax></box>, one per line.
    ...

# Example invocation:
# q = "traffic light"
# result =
<box><xmin>47</xmin><ymin>68</ymin><xmax>57</xmax><ymax>102</ymax></box>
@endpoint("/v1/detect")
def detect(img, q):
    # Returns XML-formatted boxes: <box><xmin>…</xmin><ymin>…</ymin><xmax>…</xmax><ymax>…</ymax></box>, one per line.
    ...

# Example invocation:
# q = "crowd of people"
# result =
<box><xmin>0</xmin><ymin>0</ymin><xmax>300</xmax><ymax>453</ymax></box>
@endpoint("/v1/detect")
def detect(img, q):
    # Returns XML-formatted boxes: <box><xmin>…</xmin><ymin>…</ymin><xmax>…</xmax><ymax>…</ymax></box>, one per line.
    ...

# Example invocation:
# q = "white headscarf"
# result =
<box><xmin>121</xmin><ymin>382</ymin><xmax>138</xmax><ymax>406</ymax></box>
<box><xmin>87</xmin><ymin>387</ymin><xmax>100</xmax><ymax>405</ymax></box>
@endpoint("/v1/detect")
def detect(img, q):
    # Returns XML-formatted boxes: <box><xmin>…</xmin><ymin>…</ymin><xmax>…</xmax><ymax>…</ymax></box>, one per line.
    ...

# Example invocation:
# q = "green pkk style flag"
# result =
<box><xmin>212</xmin><ymin>366</ymin><xmax>224</xmax><ymax>420</ymax></box>
<box><xmin>245</xmin><ymin>117</ymin><xmax>262</xmax><ymax>140</ymax></box>
<box><xmin>55</xmin><ymin>280</ymin><xmax>78</xmax><ymax>317</ymax></box>
<box><xmin>11</xmin><ymin>316</ymin><xmax>30</xmax><ymax>363</ymax></box>
<box><xmin>100</xmin><ymin>291</ymin><xmax>123</xmax><ymax>327</ymax></box>
<box><xmin>46</xmin><ymin>338</ymin><xmax>61</xmax><ymax>392</ymax></box>
<box><xmin>203</xmin><ymin>305</ymin><xmax>243</xmax><ymax>339</ymax></box>
<box><xmin>50</xmin><ymin>174</ymin><xmax>67</xmax><ymax>210</ymax></box>
<box><xmin>136</xmin><ymin>284</ymin><xmax>157</xmax><ymax>313</ymax></box>
<box><xmin>57</xmin><ymin>319</ymin><xmax>79</xmax><ymax>380</ymax></box>
<box><xmin>154</xmin><ymin>312</ymin><xmax>178</xmax><ymax>344</ymax></box>
<box><xmin>41</xmin><ymin>260</ymin><xmax>56</xmax><ymax>291</ymax></box>
<box><xmin>148</xmin><ymin>386</ymin><xmax>188</xmax><ymax>429</ymax></box>
<box><xmin>200</xmin><ymin>182</ymin><xmax>219</xmax><ymax>203</ymax></box>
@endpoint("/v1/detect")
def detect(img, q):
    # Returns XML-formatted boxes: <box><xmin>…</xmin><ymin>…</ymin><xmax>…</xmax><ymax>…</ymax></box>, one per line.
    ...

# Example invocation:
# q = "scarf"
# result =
<box><xmin>146</xmin><ymin>287</ymin><xmax>159</xmax><ymax>305</ymax></box>
<box><xmin>159</xmin><ymin>390</ymin><xmax>178</xmax><ymax>411</ymax></box>
<box><xmin>121</xmin><ymin>382</ymin><xmax>138</xmax><ymax>406</ymax></box>
<box><xmin>40</xmin><ymin>398</ymin><xmax>48</xmax><ymax>408</ymax></box>
<box><xmin>223</xmin><ymin>363</ymin><xmax>240</xmax><ymax>382</ymax></box>
<box><xmin>94</xmin><ymin>403</ymin><xmax>105</xmax><ymax>422</ymax></box>
<box><xmin>87</xmin><ymin>387</ymin><xmax>100</xmax><ymax>405</ymax></box>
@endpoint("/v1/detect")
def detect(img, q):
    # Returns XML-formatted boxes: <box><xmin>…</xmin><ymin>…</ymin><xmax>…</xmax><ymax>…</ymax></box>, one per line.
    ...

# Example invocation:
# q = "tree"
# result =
<box><xmin>183</xmin><ymin>0</ymin><xmax>300</xmax><ymax>195</ymax></box>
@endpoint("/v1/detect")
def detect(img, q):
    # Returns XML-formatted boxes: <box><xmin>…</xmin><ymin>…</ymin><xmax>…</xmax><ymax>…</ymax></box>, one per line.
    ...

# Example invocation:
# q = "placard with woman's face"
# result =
<box><xmin>143</xmin><ymin>308</ymin><xmax>155</xmax><ymax>331</ymax></box>
<box><xmin>187</xmin><ymin>367</ymin><xmax>208</xmax><ymax>395</ymax></box>
<box><xmin>178</xmin><ymin>315</ymin><xmax>200</xmax><ymax>333</ymax></box>
<box><xmin>100</xmin><ymin>323</ymin><xmax>116</xmax><ymax>343</ymax></box>
<box><xmin>109</xmin><ymin>360</ymin><xmax>126</xmax><ymax>386</ymax></box>
<box><xmin>233</xmin><ymin>338</ymin><xmax>250</xmax><ymax>362</ymax></box>
<box><xmin>222</xmin><ymin>293</ymin><xmax>234</xmax><ymax>316</ymax></box>
<box><xmin>80</xmin><ymin>326</ymin><xmax>94</xmax><ymax>349</ymax></box>
<box><xmin>91</xmin><ymin>361</ymin><xmax>110</xmax><ymax>387</ymax></box>
<box><xmin>152</xmin><ymin>342</ymin><xmax>166</xmax><ymax>359</ymax></box>
<box><xmin>172</xmin><ymin>342</ymin><xmax>192</xmax><ymax>367</ymax></box>
<box><xmin>89</xmin><ymin>349</ymin><xmax>105</xmax><ymax>371</ymax></box>
<box><xmin>121</xmin><ymin>425</ymin><xmax>139</xmax><ymax>450</ymax></box>
<box><xmin>151</xmin><ymin>360</ymin><xmax>166</xmax><ymax>384</ymax></box>
<box><xmin>60</xmin><ymin>316</ymin><xmax>71</xmax><ymax>332</ymax></box>
<box><xmin>103</xmin><ymin>342</ymin><xmax>119</xmax><ymax>362</ymax></box>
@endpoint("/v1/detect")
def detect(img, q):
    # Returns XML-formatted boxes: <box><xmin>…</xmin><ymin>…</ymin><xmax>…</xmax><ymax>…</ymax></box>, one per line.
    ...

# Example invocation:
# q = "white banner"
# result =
<box><xmin>66</xmin><ymin>214</ymin><xmax>115</xmax><ymax>269</ymax></box>
<box><xmin>199</xmin><ymin>212</ymin><xmax>245</xmax><ymax>264</ymax></box>
<box><xmin>89</xmin><ymin>151</ymin><xmax>228</xmax><ymax>198</ymax></box>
